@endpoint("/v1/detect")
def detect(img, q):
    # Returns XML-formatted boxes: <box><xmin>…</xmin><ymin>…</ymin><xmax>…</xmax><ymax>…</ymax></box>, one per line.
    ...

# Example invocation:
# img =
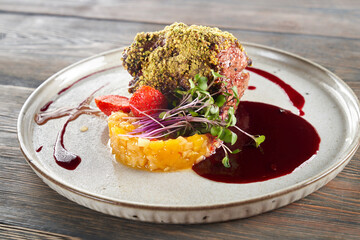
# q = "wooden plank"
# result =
<box><xmin>0</xmin><ymin>223</ymin><xmax>78</xmax><ymax>240</ymax></box>
<box><xmin>1</xmin><ymin>84</ymin><xmax>359</xmax><ymax>239</ymax></box>
<box><xmin>0</xmin><ymin>13</ymin><xmax>359</xmax><ymax>90</ymax></box>
<box><xmin>0</xmin><ymin>0</ymin><xmax>359</xmax><ymax>38</ymax></box>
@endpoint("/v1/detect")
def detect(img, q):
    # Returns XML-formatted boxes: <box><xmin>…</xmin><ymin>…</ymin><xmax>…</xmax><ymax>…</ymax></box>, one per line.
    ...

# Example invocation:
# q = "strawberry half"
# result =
<box><xmin>129</xmin><ymin>86</ymin><xmax>168</xmax><ymax>117</ymax></box>
<box><xmin>95</xmin><ymin>95</ymin><xmax>131</xmax><ymax>116</ymax></box>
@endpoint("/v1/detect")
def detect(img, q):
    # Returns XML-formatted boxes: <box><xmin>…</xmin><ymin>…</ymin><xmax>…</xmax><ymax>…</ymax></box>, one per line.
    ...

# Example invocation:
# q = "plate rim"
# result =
<box><xmin>17</xmin><ymin>42</ymin><xmax>360</xmax><ymax>211</ymax></box>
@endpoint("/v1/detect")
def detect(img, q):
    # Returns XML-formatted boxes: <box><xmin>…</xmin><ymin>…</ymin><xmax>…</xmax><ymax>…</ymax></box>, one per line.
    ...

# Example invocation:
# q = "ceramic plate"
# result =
<box><xmin>18</xmin><ymin>43</ymin><xmax>360</xmax><ymax>223</ymax></box>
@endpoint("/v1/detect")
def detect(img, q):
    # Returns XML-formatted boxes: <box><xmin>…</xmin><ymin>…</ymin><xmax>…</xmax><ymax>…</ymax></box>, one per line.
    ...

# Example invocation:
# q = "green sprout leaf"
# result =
<box><xmin>226</xmin><ymin>107</ymin><xmax>236</xmax><ymax>127</ymax></box>
<box><xmin>231</xmin><ymin>86</ymin><xmax>240</xmax><ymax>106</ymax></box>
<box><xmin>228</xmin><ymin>106</ymin><xmax>235</xmax><ymax>115</ymax></box>
<box><xmin>159</xmin><ymin>112</ymin><xmax>166</xmax><ymax>119</ymax></box>
<box><xmin>210</xmin><ymin>125</ymin><xmax>220</xmax><ymax>136</ymax></box>
<box><xmin>231</xmin><ymin>149</ymin><xmax>241</xmax><ymax>154</ymax></box>
<box><xmin>230</xmin><ymin>131</ymin><xmax>238</xmax><ymax>145</ymax></box>
<box><xmin>189</xmin><ymin>79</ymin><xmax>195</xmax><ymax>89</ymax></box>
<box><xmin>215</xmin><ymin>95</ymin><xmax>226</xmax><ymax>107</ymax></box>
<box><xmin>175</xmin><ymin>89</ymin><xmax>187</xmax><ymax>95</ymax></box>
<box><xmin>194</xmin><ymin>74</ymin><xmax>200</xmax><ymax>82</ymax></box>
<box><xmin>198</xmin><ymin>76</ymin><xmax>208</xmax><ymax>90</ymax></box>
<box><xmin>189</xmin><ymin>110</ymin><xmax>199</xmax><ymax>117</ymax></box>
<box><xmin>222</xmin><ymin>129</ymin><xmax>238</xmax><ymax>145</ymax></box>
<box><xmin>217</xmin><ymin>127</ymin><xmax>225</xmax><ymax>139</ymax></box>
<box><xmin>222</xmin><ymin>156</ymin><xmax>231</xmax><ymax>168</ymax></box>
<box><xmin>211</xmin><ymin>69</ymin><xmax>224</xmax><ymax>80</ymax></box>
<box><xmin>254</xmin><ymin>135</ymin><xmax>265</xmax><ymax>148</ymax></box>
<box><xmin>222</xmin><ymin>128</ymin><xmax>232</xmax><ymax>143</ymax></box>
<box><xmin>210</xmin><ymin>105</ymin><xmax>219</xmax><ymax>114</ymax></box>
<box><xmin>228</xmin><ymin>114</ymin><xmax>236</xmax><ymax>127</ymax></box>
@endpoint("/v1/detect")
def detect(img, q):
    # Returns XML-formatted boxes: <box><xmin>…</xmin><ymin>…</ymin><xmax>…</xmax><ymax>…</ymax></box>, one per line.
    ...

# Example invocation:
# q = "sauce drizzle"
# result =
<box><xmin>246</xmin><ymin>67</ymin><xmax>305</xmax><ymax>116</ymax></box>
<box><xmin>35</xmin><ymin>67</ymin><xmax>119</xmax><ymax>170</ymax></box>
<box><xmin>35</xmin><ymin>97</ymin><xmax>101</xmax><ymax>125</ymax></box>
<box><xmin>57</xmin><ymin>66</ymin><xmax>120</xmax><ymax>95</ymax></box>
<box><xmin>40</xmin><ymin>101</ymin><xmax>53</xmax><ymax>112</ymax></box>
<box><xmin>54</xmin><ymin>119</ymin><xmax>81</xmax><ymax>170</ymax></box>
<box><xmin>35</xmin><ymin>87</ymin><xmax>103</xmax><ymax>170</ymax></box>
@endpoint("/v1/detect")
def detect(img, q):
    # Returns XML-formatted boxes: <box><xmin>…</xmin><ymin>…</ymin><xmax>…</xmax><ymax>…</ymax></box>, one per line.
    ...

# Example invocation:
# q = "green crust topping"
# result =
<box><xmin>122</xmin><ymin>22</ymin><xmax>243</xmax><ymax>95</ymax></box>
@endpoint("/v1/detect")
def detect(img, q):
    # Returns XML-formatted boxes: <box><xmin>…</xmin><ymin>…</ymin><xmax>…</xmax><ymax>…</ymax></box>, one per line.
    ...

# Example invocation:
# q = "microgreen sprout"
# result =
<box><xmin>121</xmin><ymin>71</ymin><xmax>265</xmax><ymax>168</ymax></box>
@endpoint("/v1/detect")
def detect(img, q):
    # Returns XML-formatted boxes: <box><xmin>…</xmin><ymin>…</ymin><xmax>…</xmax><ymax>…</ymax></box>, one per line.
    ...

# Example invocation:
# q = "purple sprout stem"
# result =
<box><xmin>129</xmin><ymin>104</ymin><xmax>166</xmax><ymax>129</ymax></box>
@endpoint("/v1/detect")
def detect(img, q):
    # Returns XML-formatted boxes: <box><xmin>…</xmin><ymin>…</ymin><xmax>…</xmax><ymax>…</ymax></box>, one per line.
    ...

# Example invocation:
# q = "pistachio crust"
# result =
<box><xmin>122</xmin><ymin>22</ymin><xmax>248</xmax><ymax>96</ymax></box>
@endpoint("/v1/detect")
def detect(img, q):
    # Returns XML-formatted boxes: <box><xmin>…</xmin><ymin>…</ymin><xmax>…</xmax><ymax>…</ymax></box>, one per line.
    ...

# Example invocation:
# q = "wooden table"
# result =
<box><xmin>1</xmin><ymin>1</ymin><xmax>359</xmax><ymax>239</ymax></box>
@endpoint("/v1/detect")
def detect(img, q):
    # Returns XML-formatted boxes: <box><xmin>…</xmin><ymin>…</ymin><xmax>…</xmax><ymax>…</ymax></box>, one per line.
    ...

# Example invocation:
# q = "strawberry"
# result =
<box><xmin>95</xmin><ymin>95</ymin><xmax>131</xmax><ymax>116</ymax></box>
<box><xmin>129</xmin><ymin>86</ymin><xmax>168</xmax><ymax>117</ymax></box>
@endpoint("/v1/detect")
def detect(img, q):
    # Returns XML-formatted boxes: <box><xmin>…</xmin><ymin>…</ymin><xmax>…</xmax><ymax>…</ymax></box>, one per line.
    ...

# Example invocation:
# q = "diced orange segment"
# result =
<box><xmin>108</xmin><ymin>112</ymin><xmax>216</xmax><ymax>171</ymax></box>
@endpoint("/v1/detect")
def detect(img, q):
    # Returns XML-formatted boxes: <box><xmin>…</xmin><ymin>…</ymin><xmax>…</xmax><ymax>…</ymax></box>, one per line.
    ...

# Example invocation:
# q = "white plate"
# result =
<box><xmin>18</xmin><ymin>43</ymin><xmax>360</xmax><ymax>223</ymax></box>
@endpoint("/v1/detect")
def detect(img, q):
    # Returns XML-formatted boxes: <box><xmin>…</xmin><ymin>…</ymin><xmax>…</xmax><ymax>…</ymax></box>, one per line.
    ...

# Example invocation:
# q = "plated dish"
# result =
<box><xmin>18</xmin><ymin>26</ymin><xmax>360</xmax><ymax>223</ymax></box>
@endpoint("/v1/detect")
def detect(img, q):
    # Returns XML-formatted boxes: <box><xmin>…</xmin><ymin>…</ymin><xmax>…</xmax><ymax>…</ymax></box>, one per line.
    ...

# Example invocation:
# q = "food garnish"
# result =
<box><xmin>95</xmin><ymin>95</ymin><xmax>130</xmax><ymax>116</ymax></box>
<box><xmin>110</xmin><ymin>71</ymin><xmax>265</xmax><ymax>167</ymax></box>
<box><xmin>129</xmin><ymin>85</ymin><xmax>168</xmax><ymax>117</ymax></box>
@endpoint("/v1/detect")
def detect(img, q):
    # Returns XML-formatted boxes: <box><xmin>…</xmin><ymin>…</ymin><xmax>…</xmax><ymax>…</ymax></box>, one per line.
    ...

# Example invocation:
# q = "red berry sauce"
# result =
<box><xmin>246</xmin><ymin>67</ymin><xmax>305</xmax><ymax>116</ymax></box>
<box><xmin>192</xmin><ymin>101</ymin><xmax>320</xmax><ymax>183</ymax></box>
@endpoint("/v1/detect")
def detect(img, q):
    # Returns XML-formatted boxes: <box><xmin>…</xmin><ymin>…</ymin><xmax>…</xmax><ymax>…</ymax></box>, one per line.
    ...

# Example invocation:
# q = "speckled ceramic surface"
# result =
<box><xmin>18</xmin><ymin>43</ymin><xmax>360</xmax><ymax>223</ymax></box>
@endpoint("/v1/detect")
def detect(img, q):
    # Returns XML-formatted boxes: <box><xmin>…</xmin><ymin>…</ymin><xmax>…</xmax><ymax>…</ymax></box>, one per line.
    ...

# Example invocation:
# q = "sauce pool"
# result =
<box><xmin>192</xmin><ymin>101</ymin><xmax>320</xmax><ymax>183</ymax></box>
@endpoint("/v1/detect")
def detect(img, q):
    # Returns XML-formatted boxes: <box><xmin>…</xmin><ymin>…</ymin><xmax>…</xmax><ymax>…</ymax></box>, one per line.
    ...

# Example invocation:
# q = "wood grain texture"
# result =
<box><xmin>0</xmin><ymin>13</ymin><xmax>359</xmax><ymax>89</ymax></box>
<box><xmin>0</xmin><ymin>0</ymin><xmax>359</xmax><ymax>38</ymax></box>
<box><xmin>0</xmin><ymin>223</ymin><xmax>78</xmax><ymax>240</ymax></box>
<box><xmin>0</xmin><ymin>0</ymin><xmax>359</xmax><ymax>239</ymax></box>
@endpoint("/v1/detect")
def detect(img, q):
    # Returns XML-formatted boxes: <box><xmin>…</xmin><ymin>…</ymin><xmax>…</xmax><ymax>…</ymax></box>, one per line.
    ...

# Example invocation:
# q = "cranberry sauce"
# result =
<box><xmin>35</xmin><ymin>85</ymin><xmax>104</xmax><ymax>170</ymax></box>
<box><xmin>35</xmin><ymin>66</ymin><xmax>120</xmax><ymax>170</ymax></box>
<box><xmin>40</xmin><ymin>101</ymin><xmax>53</xmax><ymax>112</ymax></box>
<box><xmin>36</xmin><ymin>146</ymin><xmax>43</xmax><ymax>152</ymax></box>
<box><xmin>54</xmin><ymin>120</ymin><xmax>81</xmax><ymax>170</ymax></box>
<box><xmin>246</xmin><ymin>67</ymin><xmax>305</xmax><ymax>116</ymax></box>
<box><xmin>57</xmin><ymin>65</ymin><xmax>120</xmax><ymax>95</ymax></box>
<box><xmin>35</xmin><ymin>100</ymin><xmax>100</xmax><ymax>125</ymax></box>
<box><xmin>192</xmin><ymin>101</ymin><xmax>320</xmax><ymax>183</ymax></box>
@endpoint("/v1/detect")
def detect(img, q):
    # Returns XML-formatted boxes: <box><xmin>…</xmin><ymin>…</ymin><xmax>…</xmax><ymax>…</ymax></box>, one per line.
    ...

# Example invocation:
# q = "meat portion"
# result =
<box><xmin>216</xmin><ymin>44</ymin><xmax>250</xmax><ymax>116</ymax></box>
<box><xmin>122</xmin><ymin>23</ymin><xmax>251</xmax><ymax>111</ymax></box>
